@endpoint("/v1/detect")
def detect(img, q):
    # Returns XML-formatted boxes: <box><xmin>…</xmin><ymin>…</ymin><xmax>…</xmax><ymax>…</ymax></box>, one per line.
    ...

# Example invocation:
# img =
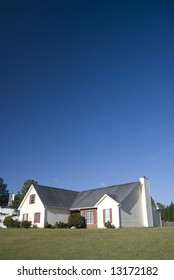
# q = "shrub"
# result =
<box><xmin>55</xmin><ymin>221</ymin><xmax>68</xmax><ymax>228</ymax></box>
<box><xmin>3</xmin><ymin>216</ymin><xmax>15</xmax><ymax>228</ymax></box>
<box><xmin>13</xmin><ymin>220</ymin><xmax>21</xmax><ymax>228</ymax></box>
<box><xmin>104</xmin><ymin>221</ymin><xmax>115</xmax><ymax>228</ymax></box>
<box><xmin>21</xmin><ymin>220</ymin><xmax>32</xmax><ymax>228</ymax></box>
<box><xmin>44</xmin><ymin>222</ymin><xmax>52</xmax><ymax>228</ymax></box>
<box><xmin>3</xmin><ymin>216</ymin><xmax>21</xmax><ymax>228</ymax></box>
<box><xmin>33</xmin><ymin>224</ymin><xmax>38</xmax><ymax>228</ymax></box>
<box><xmin>68</xmin><ymin>213</ymin><xmax>86</xmax><ymax>228</ymax></box>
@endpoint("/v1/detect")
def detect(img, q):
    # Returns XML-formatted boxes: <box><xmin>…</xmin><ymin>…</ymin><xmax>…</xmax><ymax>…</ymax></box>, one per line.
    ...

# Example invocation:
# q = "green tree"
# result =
<box><xmin>168</xmin><ymin>201</ymin><xmax>174</xmax><ymax>221</ymax></box>
<box><xmin>0</xmin><ymin>178</ymin><xmax>9</xmax><ymax>206</ymax></box>
<box><xmin>159</xmin><ymin>201</ymin><xmax>174</xmax><ymax>222</ymax></box>
<box><xmin>12</xmin><ymin>179</ymin><xmax>38</xmax><ymax>209</ymax></box>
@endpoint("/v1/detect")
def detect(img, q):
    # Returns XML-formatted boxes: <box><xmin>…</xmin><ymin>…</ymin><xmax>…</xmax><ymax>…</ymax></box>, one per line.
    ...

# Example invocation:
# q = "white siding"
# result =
<box><xmin>151</xmin><ymin>202</ymin><xmax>161</xmax><ymax>227</ymax></box>
<box><xmin>19</xmin><ymin>186</ymin><xmax>45</xmax><ymax>227</ymax></box>
<box><xmin>120</xmin><ymin>186</ymin><xmax>144</xmax><ymax>227</ymax></box>
<box><xmin>46</xmin><ymin>208</ymin><xmax>70</xmax><ymax>226</ymax></box>
<box><xmin>97</xmin><ymin>195</ymin><xmax>120</xmax><ymax>228</ymax></box>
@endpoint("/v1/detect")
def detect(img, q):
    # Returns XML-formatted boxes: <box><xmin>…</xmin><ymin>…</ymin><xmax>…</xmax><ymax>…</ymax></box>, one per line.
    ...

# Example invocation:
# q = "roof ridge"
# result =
<box><xmin>78</xmin><ymin>181</ymin><xmax>139</xmax><ymax>193</ymax></box>
<box><xmin>35</xmin><ymin>184</ymin><xmax>79</xmax><ymax>193</ymax></box>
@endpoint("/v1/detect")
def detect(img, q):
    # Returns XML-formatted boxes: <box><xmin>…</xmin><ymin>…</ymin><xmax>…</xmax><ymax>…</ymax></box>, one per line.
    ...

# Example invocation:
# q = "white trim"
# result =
<box><xmin>18</xmin><ymin>184</ymin><xmax>35</xmax><ymax>210</ymax></box>
<box><xmin>70</xmin><ymin>206</ymin><xmax>96</xmax><ymax>211</ymax></box>
<box><xmin>95</xmin><ymin>194</ymin><xmax>119</xmax><ymax>207</ymax></box>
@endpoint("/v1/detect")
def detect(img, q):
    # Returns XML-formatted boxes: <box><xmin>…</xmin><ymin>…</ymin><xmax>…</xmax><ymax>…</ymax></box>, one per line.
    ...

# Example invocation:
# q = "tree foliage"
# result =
<box><xmin>0</xmin><ymin>178</ymin><xmax>9</xmax><ymax>206</ymax></box>
<box><xmin>12</xmin><ymin>179</ymin><xmax>38</xmax><ymax>209</ymax></box>
<box><xmin>159</xmin><ymin>201</ymin><xmax>174</xmax><ymax>222</ymax></box>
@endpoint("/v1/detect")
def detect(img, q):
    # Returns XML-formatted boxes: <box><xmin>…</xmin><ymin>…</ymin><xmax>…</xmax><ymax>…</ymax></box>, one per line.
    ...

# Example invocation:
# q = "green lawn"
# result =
<box><xmin>0</xmin><ymin>227</ymin><xmax>174</xmax><ymax>260</ymax></box>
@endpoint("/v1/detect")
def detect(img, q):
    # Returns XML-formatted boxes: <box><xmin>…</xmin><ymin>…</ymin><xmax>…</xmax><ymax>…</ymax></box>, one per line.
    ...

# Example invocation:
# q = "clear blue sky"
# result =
<box><xmin>1</xmin><ymin>0</ymin><xmax>174</xmax><ymax>205</ymax></box>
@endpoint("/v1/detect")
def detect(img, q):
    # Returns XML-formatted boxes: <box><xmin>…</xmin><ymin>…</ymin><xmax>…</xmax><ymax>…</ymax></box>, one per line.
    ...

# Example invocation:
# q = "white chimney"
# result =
<box><xmin>140</xmin><ymin>176</ymin><xmax>153</xmax><ymax>227</ymax></box>
<box><xmin>8</xmin><ymin>193</ymin><xmax>15</xmax><ymax>206</ymax></box>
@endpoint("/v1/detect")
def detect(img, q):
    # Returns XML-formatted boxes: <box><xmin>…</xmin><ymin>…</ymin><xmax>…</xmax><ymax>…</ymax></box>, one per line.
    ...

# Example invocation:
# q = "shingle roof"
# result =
<box><xmin>34</xmin><ymin>185</ymin><xmax>79</xmax><ymax>208</ymax></box>
<box><xmin>70</xmin><ymin>181</ymin><xmax>140</xmax><ymax>209</ymax></box>
<box><xmin>34</xmin><ymin>181</ymin><xmax>140</xmax><ymax>209</ymax></box>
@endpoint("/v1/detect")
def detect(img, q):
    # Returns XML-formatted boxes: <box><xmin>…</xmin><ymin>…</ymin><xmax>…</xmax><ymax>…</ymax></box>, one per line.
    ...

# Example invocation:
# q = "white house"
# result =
<box><xmin>0</xmin><ymin>207</ymin><xmax>18</xmax><ymax>228</ymax></box>
<box><xmin>18</xmin><ymin>176</ymin><xmax>161</xmax><ymax>228</ymax></box>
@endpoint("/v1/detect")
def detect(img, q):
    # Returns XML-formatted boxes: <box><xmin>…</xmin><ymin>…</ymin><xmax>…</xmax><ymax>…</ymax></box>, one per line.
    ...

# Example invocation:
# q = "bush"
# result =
<box><xmin>68</xmin><ymin>213</ymin><xmax>86</xmax><ymax>228</ymax></box>
<box><xmin>104</xmin><ymin>221</ymin><xmax>115</xmax><ymax>228</ymax></box>
<box><xmin>13</xmin><ymin>220</ymin><xmax>21</xmax><ymax>228</ymax></box>
<box><xmin>55</xmin><ymin>221</ymin><xmax>68</xmax><ymax>228</ymax></box>
<box><xmin>21</xmin><ymin>220</ymin><xmax>32</xmax><ymax>228</ymax></box>
<box><xmin>3</xmin><ymin>216</ymin><xmax>15</xmax><ymax>228</ymax></box>
<box><xmin>3</xmin><ymin>216</ymin><xmax>21</xmax><ymax>228</ymax></box>
<box><xmin>33</xmin><ymin>224</ymin><xmax>38</xmax><ymax>228</ymax></box>
<box><xmin>44</xmin><ymin>222</ymin><xmax>52</xmax><ymax>228</ymax></box>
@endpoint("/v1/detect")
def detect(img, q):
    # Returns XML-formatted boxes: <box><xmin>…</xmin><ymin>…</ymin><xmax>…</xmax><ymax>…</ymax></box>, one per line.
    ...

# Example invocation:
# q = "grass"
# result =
<box><xmin>0</xmin><ymin>227</ymin><xmax>174</xmax><ymax>260</ymax></box>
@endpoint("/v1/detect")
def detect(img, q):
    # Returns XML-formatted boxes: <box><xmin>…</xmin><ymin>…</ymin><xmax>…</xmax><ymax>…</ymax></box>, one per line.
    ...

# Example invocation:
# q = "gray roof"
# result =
<box><xmin>71</xmin><ymin>181</ymin><xmax>140</xmax><ymax>209</ymax></box>
<box><xmin>34</xmin><ymin>185</ymin><xmax>79</xmax><ymax>208</ymax></box>
<box><xmin>34</xmin><ymin>181</ymin><xmax>140</xmax><ymax>209</ymax></box>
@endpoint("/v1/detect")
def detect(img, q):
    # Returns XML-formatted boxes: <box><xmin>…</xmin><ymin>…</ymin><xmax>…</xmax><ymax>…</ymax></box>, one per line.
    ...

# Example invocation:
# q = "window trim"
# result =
<box><xmin>29</xmin><ymin>194</ymin><xmax>35</xmax><ymax>204</ymax></box>
<box><xmin>103</xmin><ymin>208</ymin><xmax>112</xmax><ymax>223</ymax></box>
<box><xmin>34</xmin><ymin>212</ymin><xmax>41</xmax><ymax>223</ymax></box>
<box><xmin>86</xmin><ymin>210</ymin><xmax>94</xmax><ymax>224</ymax></box>
<box><xmin>22</xmin><ymin>213</ymin><xmax>28</xmax><ymax>221</ymax></box>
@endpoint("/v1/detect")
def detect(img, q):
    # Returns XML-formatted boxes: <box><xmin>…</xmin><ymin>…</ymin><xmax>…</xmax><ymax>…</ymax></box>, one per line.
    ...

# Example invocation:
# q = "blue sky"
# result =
<box><xmin>1</xmin><ymin>0</ymin><xmax>174</xmax><ymax>205</ymax></box>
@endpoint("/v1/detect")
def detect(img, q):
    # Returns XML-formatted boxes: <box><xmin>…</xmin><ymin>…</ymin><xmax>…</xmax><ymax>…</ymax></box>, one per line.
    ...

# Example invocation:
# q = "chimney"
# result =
<box><xmin>140</xmin><ymin>176</ymin><xmax>153</xmax><ymax>227</ymax></box>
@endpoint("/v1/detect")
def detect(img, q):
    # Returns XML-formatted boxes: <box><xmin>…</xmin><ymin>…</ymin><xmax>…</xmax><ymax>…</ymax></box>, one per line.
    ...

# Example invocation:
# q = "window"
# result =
<box><xmin>34</xmin><ymin>212</ymin><xmax>40</xmax><ymax>223</ymax></box>
<box><xmin>29</xmin><ymin>194</ymin><xmax>35</xmax><ymax>204</ymax></box>
<box><xmin>86</xmin><ymin>210</ymin><xmax>94</xmax><ymax>224</ymax></box>
<box><xmin>103</xmin><ymin>209</ymin><xmax>112</xmax><ymax>223</ymax></box>
<box><xmin>22</xmin><ymin>213</ymin><xmax>28</xmax><ymax>221</ymax></box>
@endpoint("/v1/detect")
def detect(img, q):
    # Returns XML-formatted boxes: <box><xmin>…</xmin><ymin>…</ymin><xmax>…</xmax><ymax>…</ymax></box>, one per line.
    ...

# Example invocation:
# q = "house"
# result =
<box><xmin>0</xmin><ymin>207</ymin><xmax>18</xmax><ymax>228</ymax></box>
<box><xmin>18</xmin><ymin>176</ymin><xmax>161</xmax><ymax>228</ymax></box>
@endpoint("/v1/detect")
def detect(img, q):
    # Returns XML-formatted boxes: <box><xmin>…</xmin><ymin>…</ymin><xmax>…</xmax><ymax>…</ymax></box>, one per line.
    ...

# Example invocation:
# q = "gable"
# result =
<box><xmin>18</xmin><ymin>185</ymin><xmax>44</xmax><ymax>210</ymax></box>
<box><xmin>95</xmin><ymin>194</ymin><xmax>119</xmax><ymax>206</ymax></box>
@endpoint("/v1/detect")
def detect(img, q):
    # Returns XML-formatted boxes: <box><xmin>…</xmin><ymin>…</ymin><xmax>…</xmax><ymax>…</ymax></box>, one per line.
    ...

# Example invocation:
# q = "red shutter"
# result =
<box><xmin>103</xmin><ymin>209</ymin><xmax>105</xmax><ymax>223</ymax></box>
<box><xmin>110</xmin><ymin>208</ymin><xmax>112</xmax><ymax>223</ymax></box>
<box><xmin>22</xmin><ymin>213</ymin><xmax>28</xmax><ymax>221</ymax></box>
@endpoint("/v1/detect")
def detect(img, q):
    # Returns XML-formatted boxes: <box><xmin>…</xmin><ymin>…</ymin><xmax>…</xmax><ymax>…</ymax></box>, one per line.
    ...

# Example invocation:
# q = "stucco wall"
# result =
<box><xmin>19</xmin><ymin>186</ymin><xmax>45</xmax><ymax>227</ymax></box>
<box><xmin>46</xmin><ymin>208</ymin><xmax>70</xmax><ymax>226</ymax></box>
<box><xmin>120</xmin><ymin>186</ymin><xmax>144</xmax><ymax>227</ymax></box>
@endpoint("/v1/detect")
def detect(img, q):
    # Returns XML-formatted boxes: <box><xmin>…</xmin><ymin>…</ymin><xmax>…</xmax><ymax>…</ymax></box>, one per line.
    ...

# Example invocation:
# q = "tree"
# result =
<box><xmin>0</xmin><ymin>178</ymin><xmax>9</xmax><ymax>206</ymax></box>
<box><xmin>12</xmin><ymin>179</ymin><xmax>38</xmax><ymax>209</ymax></box>
<box><xmin>168</xmin><ymin>201</ymin><xmax>174</xmax><ymax>222</ymax></box>
<box><xmin>158</xmin><ymin>201</ymin><xmax>174</xmax><ymax>222</ymax></box>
